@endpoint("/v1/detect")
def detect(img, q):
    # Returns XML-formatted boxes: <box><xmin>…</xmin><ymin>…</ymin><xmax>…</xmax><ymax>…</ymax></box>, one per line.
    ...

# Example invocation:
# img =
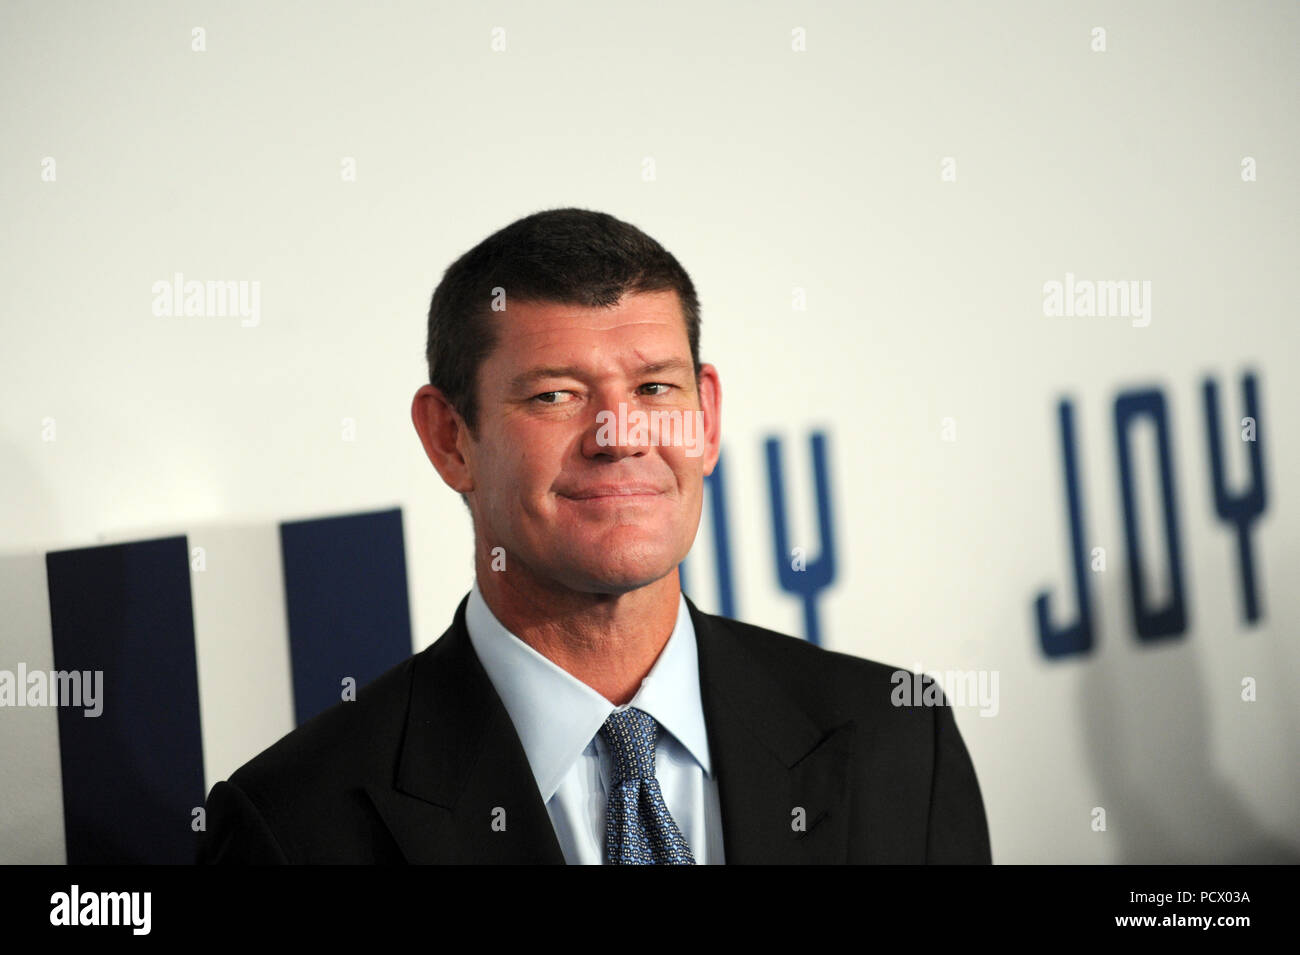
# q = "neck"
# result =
<box><xmin>473</xmin><ymin>560</ymin><xmax>681</xmax><ymax>706</ymax></box>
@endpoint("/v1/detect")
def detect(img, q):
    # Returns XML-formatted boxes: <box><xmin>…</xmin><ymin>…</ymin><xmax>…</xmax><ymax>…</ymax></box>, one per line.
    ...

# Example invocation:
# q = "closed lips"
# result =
<box><xmin>566</xmin><ymin>486</ymin><xmax>662</xmax><ymax>499</ymax></box>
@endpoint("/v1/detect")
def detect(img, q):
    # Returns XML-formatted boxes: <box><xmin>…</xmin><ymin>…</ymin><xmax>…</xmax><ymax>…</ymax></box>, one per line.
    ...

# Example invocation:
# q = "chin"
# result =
<box><xmin>560</xmin><ymin>548</ymin><xmax>681</xmax><ymax>596</ymax></box>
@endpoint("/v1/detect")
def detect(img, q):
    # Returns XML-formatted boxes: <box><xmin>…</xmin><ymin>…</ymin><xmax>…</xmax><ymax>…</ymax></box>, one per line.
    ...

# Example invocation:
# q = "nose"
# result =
<box><xmin>582</xmin><ymin>392</ymin><xmax>649</xmax><ymax>461</ymax></box>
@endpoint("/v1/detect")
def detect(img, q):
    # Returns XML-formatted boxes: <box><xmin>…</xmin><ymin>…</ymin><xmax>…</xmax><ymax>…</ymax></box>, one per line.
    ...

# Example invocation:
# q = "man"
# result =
<box><xmin>197</xmin><ymin>207</ymin><xmax>992</xmax><ymax>864</ymax></box>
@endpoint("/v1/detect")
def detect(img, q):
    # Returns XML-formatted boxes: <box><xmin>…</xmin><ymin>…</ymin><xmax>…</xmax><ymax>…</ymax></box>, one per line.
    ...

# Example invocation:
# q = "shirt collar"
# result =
<box><xmin>464</xmin><ymin>578</ymin><xmax>713</xmax><ymax>802</ymax></box>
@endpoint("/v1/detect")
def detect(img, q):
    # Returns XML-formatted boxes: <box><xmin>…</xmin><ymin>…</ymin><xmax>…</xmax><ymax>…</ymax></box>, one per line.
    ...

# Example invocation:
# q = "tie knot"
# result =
<box><xmin>599</xmin><ymin>706</ymin><xmax>659</xmax><ymax>784</ymax></box>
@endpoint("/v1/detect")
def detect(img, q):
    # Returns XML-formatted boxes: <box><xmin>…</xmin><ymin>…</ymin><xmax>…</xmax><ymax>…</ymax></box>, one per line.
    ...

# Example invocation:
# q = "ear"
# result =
<box><xmin>695</xmin><ymin>363</ymin><xmax>722</xmax><ymax>476</ymax></box>
<box><xmin>411</xmin><ymin>385</ymin><xmax>475</xmax><ymax>494</ymax></box>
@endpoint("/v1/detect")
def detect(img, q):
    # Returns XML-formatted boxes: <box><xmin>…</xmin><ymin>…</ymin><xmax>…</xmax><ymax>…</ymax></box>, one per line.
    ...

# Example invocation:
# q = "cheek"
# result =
<box><xmin>501</xmin><ymin>438</ymin><xmax>559</xmax><ymax>511</ymax></box>
<box><xmin>663</xmin><ymin>449</ymin><xmax>700</xmax><ymax>489</ymax></box>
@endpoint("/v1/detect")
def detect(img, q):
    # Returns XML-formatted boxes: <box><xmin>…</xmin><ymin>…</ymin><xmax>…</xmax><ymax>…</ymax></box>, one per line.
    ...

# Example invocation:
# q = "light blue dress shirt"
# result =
<box><xmin>464</xmin><ymin>579</ymin><xmax>725</xmax><ymax>864</ymax></box>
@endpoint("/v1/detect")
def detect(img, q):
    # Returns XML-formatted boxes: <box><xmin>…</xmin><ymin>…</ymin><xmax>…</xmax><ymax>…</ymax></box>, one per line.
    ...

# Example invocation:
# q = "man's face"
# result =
<box><xmin>459</xmin><ymin>290</ymin><xmax>720</xmax><ymax>596</ymax></box>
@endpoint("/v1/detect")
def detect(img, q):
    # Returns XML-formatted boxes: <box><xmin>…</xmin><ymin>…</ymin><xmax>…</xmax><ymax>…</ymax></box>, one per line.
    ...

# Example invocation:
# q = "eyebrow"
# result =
<box><xmin>507</xmin><ymin>357</ymin><xmax>694</xmax><ymax>392</ymax></box>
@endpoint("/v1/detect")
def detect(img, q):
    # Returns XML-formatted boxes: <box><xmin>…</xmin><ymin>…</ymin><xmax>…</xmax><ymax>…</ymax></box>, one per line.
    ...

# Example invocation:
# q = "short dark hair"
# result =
<box><xmin>425</xmin><ymin>207</ymin><xmax>702</xmax><ymax>438</ymax></box>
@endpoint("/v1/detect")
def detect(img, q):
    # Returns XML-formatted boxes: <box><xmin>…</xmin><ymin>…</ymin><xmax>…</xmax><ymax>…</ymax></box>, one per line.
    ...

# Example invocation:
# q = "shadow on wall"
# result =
<box><xmin>1078</xmin><ymin>542</ymin><xmax>1300</xmax><ymax>863</ymax></box>
<box><xmin>0</xmin><ymin>547</ymin><xmax>69</xmax><ymax>864</ymax></box>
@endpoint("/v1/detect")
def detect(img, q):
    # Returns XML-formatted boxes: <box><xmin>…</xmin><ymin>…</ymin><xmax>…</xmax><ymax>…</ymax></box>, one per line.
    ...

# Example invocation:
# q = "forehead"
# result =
<box><xmin>486</xmin><ymin>289</ymin><xmax>689</xmax><ymax>365</ymax></box>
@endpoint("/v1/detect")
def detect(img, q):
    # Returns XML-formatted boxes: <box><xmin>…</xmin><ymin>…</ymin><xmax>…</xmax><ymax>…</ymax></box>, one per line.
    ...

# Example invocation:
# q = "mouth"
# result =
<box><xmin>562</xmin><ymin>484</ymin><xmax>665</xmax><ymax>502</ymax></box>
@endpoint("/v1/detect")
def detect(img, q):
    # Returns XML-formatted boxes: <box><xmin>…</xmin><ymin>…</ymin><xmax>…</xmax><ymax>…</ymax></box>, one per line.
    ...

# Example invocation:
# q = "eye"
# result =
<box><xmin>533</xmin><ymin>390</ymin><xmax>573</xmax><ymax>404</ymax></box>
<box><xmin>640</xmin><ymin>383</ymin><xmax>674</xmax><ymax>396</ymax></box>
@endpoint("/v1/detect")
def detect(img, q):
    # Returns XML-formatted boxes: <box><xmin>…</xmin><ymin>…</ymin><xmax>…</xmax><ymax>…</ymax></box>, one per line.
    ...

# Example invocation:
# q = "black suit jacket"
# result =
<box><xmin>197</xmin><ymin>593</ymin><xmax>992</xmax><ymax>863</ymax></box>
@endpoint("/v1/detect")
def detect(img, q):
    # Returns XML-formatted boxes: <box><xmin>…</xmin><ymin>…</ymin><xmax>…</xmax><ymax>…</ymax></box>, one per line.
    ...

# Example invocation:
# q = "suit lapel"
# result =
<box><xmin>687</xmin><ymin>596</ymin><xmax>856</xmax><ymax>864</ymax></box>
<box><xmin>364</xmin><ymin>594</ymin><xmax>565</xmax><ymax>864</ymax></box>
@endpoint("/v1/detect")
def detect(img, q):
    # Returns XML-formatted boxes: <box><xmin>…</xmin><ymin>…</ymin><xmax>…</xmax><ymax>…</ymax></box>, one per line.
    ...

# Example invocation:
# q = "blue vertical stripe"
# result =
<box><xmin>45</xmin><ymin>536</ymin><xmax>206</xmax><ymax>864</ymax></box>
<box><xmin>280</xmin><ymin>508</ymin><xmax>414</xmax><ymax>726</ymax></box>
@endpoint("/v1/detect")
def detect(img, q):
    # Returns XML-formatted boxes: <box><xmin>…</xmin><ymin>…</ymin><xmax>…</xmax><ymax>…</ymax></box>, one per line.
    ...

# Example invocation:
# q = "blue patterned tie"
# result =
<box><xmin>599</xmin><ymin>707</ymin><xmax>696</xmax><ymax>865</ymax></box>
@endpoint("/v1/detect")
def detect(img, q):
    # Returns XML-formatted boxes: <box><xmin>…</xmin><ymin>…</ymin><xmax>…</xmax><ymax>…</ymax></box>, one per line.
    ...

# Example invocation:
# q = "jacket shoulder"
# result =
<box><xmin>222</xmin><ymin>648</ymin><xmax>420</xmax><ymax>807</ymax></box>
<box><xmin>696</xmin><ymin>608</ymin><xmax>916</xmax><ymax>714</ymax></box>
<box><xmin>696</xmin><ymin>608</ymin><xmax>992</xmax><ymax>863</ymax></box>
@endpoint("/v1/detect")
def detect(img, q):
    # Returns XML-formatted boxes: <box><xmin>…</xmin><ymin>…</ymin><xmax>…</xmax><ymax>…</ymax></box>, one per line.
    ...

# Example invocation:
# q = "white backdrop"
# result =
<box><xmin>2</xmin><ymin>0</ymin><xmax>1297</xmax><ymax>863</ymax></box>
